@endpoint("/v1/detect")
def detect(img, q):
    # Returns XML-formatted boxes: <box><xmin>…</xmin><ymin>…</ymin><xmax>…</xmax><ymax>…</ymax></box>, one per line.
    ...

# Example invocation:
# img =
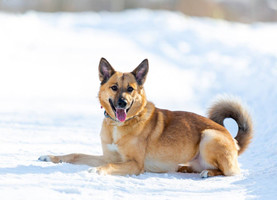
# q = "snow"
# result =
<box><xmin>0</xmin><ymin>9</ymin><xmax>277</xmax><ymax>199</ymax></box>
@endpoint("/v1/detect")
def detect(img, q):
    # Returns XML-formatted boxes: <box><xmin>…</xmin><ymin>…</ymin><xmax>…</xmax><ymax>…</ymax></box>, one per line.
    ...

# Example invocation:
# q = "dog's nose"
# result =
<box><xmin>117</xmin><ymin>97</ymin><xmax>127</xmax><ymax>108</ymax></box>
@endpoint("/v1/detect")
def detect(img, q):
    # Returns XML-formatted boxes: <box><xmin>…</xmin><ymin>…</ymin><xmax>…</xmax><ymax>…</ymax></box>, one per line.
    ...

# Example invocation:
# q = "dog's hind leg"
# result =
<box><xmin>38</xmin><ymin>154</ymin><xmax>108</xmax><ymax>167</ymax></box>
<box><xmin>177</xmin><ymin>166</ymin><xmax>198</xmax><ymax>173</ymax></box>
<box><xmin>192</xmin><ymin>129</ymin><xmax>240</xmax><ymax>178</ymax></box>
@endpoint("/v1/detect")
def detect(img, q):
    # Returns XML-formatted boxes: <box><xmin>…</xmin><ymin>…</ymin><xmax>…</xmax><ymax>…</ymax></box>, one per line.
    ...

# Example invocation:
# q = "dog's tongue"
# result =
<box><xmin>116</xmin><ymin>109</ymin><xmax>127</xmax><ymax>122</ymax></box>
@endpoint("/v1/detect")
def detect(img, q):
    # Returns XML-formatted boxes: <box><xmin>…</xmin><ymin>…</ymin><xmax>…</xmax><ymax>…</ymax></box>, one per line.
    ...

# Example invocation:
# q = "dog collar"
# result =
<box><xmin>104</xmin><ymin>110</ymin><xmax>120</xmax><ymax>122</ymax></box>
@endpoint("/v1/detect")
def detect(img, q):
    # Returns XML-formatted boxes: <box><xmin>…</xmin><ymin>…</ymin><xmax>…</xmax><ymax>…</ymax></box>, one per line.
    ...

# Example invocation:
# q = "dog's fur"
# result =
<box><xmin>39</xmin><ymin>58</ymin><xmax>253</xmax><ymax>178</ymax></box>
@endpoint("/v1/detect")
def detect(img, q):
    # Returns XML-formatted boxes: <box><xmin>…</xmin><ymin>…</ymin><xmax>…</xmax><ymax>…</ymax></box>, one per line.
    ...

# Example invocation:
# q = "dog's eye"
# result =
<box><xmin>111</xmin><ymin>85</ymin><xmax>118</xmax><ymax>91</ymax></box>
<box><xmin>127</xmin><ymin>86</ymin><xmax>134</xmax><ymax>93</ymax></box>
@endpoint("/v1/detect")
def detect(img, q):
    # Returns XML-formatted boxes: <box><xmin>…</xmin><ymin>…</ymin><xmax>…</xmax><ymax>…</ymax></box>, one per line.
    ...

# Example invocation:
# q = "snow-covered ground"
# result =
<box><xmin>0</xmin><ymin>9</ymin><xmax>277</xmax><ymax>199</ymax></box>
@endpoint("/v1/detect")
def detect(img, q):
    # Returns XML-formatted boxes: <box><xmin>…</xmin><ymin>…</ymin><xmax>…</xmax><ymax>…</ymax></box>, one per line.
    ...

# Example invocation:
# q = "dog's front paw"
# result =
<box><xmin>88</xmin><ymin>167</ymin><xmax>97</xmax><ymax>173</ymax></box>
<box><xmin>95</xmin><ymin>166</ymin><xmax>109</xmax><ymax>175</ymax></box>
<box><xmin>38</xmin><ymin>155</ymin><xmax>51</xmax><ymax>162</ymax></box>
<box><xmin>38</xmin><ymin>155</ymin><xmax>61</xmax><ymax>163</ymax></box>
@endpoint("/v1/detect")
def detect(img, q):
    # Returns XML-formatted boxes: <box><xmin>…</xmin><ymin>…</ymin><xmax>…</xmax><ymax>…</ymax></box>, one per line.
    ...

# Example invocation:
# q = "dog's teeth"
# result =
<box><xmin>200</xmin><ymin>170</ymin><xmax>209</xmax><ymax>178</ymax></box>
<box><xmin>38</xmin><ymin>155</ymin><xmax>51</xmax><ymax>162</ymax></box>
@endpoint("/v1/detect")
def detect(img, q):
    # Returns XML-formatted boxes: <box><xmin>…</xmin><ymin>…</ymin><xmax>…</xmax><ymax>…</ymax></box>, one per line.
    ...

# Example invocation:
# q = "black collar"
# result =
<box><xmin>104</xmin><ymin>110</ymin><xmax>120</xmax><ymax>122</ymax></box>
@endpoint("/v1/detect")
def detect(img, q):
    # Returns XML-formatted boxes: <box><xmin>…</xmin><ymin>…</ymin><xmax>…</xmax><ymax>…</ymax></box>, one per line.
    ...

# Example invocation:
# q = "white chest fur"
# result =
<box><xmin>107</xmin><ymin>143</ymin><xmax>119</xmax><ymax>152</ymax></box>
<box><xmin>107</xmin><ymin>126</ymin><xmax>120</xmax><ymax>152</ymax></box>
<box><xmin>112</xmin><ymin>126</ymin><xmax>119</xmax><ymax>142</ymax></box>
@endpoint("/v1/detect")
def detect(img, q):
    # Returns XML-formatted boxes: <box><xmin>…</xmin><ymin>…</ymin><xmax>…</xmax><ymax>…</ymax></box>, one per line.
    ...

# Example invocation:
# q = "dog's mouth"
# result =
<box><xmin>109</xmin><ymin>99</ymin><xmax>133</xmax><ymax>122</ymax></box>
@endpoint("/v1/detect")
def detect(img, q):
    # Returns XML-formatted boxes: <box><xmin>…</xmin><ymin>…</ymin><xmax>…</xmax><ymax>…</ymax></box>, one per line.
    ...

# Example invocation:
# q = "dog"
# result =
<box><xmin>39</xmin><ymin>58</ymin><xmax>253</xmax><ymax>178</ymax></box>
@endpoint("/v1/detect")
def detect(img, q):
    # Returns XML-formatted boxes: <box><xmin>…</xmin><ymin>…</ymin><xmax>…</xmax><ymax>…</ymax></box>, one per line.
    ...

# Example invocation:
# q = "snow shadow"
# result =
<box><xmin>137</xmin><ymin>172</ymin><xmax>202</xmax><ymax>180</ymax></box>
<box><xmin>0</xmin><ymin>164</ymin><xmax>89</xmax><ymax>175</ymax></box>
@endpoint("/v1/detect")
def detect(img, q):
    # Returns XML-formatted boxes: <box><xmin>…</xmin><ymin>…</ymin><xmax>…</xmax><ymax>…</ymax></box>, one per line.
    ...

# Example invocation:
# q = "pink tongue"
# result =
<box><xmin>116</xmin><ymin>109</ymin><xmax>127</xmax><ymax>122</ymax></box>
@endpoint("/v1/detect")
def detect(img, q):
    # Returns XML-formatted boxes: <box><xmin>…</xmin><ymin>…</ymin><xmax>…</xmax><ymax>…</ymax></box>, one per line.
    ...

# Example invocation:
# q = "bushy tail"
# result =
<box><xmin>208</xmin><ymin>97</ymin><xmax>253</xmax><ymax>155</ymax></box>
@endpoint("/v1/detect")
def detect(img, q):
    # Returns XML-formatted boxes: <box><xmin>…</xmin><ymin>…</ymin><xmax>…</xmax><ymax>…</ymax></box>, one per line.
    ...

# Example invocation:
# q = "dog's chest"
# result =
<box><xmin>107</xmin><ymin>143</ymin><xmax>119</xmax><ymax>152</ymax></box>
<box><xmin>107</xmin><ymin>126</ymin><xmax>121</xmax><ymax>152</ymax></box>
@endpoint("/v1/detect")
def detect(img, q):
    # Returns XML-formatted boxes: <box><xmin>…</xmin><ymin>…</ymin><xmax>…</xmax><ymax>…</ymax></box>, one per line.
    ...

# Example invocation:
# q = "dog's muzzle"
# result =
<box><xmin>108</xmin><ymin>98</ymin><xmax>133</xmax><ymax>122</ymax></box>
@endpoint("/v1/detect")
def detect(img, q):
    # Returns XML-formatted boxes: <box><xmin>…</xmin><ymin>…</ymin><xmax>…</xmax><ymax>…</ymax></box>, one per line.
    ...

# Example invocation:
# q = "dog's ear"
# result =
<box><xmin>132</xmin><ymin>59</ymin><xmax>149</xmax><ymax>85</ymax></box>
<box><xmin>99</xmin><ymin>58</ymin><xmax>115</xmax><ymax>85</ymax></box>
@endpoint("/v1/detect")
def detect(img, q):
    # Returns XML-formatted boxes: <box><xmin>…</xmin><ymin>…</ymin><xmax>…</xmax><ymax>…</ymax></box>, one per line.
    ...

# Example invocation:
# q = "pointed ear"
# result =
<box><xmin>132</xmin><ymin>59</ymin><xmax>149</xmax><ymax>85</ymax></box>
<box><xmin>99</xmin><ymin>58</ymin><xmax>115</xmax><ymax>85</ymax></box>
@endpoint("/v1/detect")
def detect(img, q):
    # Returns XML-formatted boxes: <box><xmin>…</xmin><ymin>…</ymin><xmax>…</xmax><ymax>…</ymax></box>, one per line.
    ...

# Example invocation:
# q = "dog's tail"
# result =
<box><xmin>208</xmin><ymin>96</ymin><xmax>253</xmax><ymax>155</ymax></box>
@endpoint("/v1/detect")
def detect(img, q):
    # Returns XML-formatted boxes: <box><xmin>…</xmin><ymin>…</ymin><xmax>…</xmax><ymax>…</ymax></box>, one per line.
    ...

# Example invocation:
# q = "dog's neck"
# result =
<box><xmin>104</xmin><ymin>110</ymin><xmax>119</xmax><ymax>122</ymax></box>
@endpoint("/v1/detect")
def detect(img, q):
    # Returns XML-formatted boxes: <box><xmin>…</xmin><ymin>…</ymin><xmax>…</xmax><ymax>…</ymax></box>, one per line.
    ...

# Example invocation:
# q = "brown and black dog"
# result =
<box><xmin>39</xmin><ymin>58</ymin><xmax>253</xmax><ymax>178</ymax></box>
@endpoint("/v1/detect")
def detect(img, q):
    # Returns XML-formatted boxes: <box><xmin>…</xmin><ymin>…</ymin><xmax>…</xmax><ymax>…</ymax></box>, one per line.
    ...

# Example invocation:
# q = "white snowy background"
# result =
<box><xmin>0</xmin><ymin>10</ymin><xmax>277</xmax><ymax>199</ymax></box>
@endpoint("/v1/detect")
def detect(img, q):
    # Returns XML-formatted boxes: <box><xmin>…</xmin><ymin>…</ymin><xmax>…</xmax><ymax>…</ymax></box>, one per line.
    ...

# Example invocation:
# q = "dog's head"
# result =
<box><xmin>98</xmin><ymin>58</ymin><xmax>149</xmax><ymax>123</ymax></box>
